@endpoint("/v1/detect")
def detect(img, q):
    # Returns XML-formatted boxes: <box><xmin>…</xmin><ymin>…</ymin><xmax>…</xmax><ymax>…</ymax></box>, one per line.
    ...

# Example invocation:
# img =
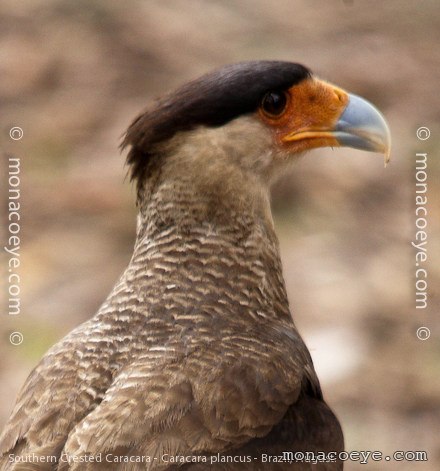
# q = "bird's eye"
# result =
<box><xmin>261</xmin><ymin>91</ymin><xmax>288</xmax><ymax>117</ymax></box>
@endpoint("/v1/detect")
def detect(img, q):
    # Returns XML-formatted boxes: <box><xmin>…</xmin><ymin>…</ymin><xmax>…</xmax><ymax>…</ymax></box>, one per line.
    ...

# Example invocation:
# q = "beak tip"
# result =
<box><xmin>384</xmin><ymin>148</ymin><xmax>391</xmax><ymax>166</ymax></box>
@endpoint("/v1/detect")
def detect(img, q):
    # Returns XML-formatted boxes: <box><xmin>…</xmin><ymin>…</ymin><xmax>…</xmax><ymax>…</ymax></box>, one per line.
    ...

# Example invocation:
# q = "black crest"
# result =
<box><xmin>122</xmin><ymin>61</ymin><xmax>311</xmax><ymax>193</ymax></box>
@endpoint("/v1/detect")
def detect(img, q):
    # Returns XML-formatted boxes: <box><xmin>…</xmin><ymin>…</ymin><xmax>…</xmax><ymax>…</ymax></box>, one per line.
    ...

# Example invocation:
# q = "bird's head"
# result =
<box><xmin>123</xmin><ymin>61</ymin><xmax>390</xmax><ymax>206</ymax></box>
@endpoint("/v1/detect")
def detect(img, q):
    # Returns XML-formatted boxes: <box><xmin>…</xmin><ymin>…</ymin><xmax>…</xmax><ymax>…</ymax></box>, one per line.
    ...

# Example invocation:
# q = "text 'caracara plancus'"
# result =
<box><xmin>0</xmin><ymin>61</ymin><xmax>390</xmax><ymax>471</ymax></box>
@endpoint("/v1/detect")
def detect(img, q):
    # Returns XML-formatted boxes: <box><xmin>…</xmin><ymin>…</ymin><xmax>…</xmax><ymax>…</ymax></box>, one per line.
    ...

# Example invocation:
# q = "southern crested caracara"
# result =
<box><xmin>0</xmin><ymin>61</ymin><xmax>390</xmax><ymax>471</ymax></box>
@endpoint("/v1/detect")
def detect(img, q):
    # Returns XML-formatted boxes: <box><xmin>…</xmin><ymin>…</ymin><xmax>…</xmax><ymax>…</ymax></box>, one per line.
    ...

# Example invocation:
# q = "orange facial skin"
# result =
<box><xmin>259</xmin><ymin>78</ymin><xmax>350</xmax><ymax>153</ymax></box>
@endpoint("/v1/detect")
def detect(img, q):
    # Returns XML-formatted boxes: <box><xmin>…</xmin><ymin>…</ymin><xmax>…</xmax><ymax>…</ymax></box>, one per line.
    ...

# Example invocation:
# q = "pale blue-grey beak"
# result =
<box><xmin>335</xmin><ymin>94</ymin><xmax>391</xmax><ymax>163</ymax></box>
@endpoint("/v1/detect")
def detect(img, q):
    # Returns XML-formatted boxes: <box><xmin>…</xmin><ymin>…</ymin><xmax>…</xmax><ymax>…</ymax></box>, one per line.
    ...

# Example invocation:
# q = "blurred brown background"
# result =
<box><xmin>1</xmin><ymin>0</ymin><xmax>439</xmax><ymax>469</ymax></box>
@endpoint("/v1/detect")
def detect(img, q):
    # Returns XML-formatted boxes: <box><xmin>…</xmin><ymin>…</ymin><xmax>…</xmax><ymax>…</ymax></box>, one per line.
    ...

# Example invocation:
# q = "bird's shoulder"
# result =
<box><xmin>60</xmin><ymin>324</ymin><xmax>311</xmax><ymax>467</ymax></box>
<box><xmin>0</xmin><ymin>312</ymin><xmax>317</xmax><ymax>470</ymax></box>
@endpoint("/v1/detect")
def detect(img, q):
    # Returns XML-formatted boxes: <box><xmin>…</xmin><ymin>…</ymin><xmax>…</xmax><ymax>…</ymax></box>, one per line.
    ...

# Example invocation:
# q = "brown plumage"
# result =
<box><xmin>0</xmin><ymin>61</ymin><xmax>390</xmax><ymax>470</ymax></box>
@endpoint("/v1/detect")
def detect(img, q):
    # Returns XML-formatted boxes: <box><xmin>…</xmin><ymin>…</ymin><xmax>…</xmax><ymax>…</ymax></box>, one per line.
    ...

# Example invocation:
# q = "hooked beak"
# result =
<box><xmin>333</xmin><ymin>93</ymin><xmax>391</xmax><ymax>163</ymax></box>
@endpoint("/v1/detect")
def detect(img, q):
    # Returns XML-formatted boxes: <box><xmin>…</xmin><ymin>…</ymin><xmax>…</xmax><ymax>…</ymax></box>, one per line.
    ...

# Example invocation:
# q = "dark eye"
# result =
<box><xmin>261</xmin><ymin>91</ymin><xmax>288</xmax><ymax>117</ymax></box>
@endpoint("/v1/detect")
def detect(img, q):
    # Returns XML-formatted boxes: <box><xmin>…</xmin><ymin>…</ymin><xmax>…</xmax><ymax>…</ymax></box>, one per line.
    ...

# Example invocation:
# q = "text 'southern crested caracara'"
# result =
<box><xmin>1</xmin><ymin>61</ymin><xmax>390</xmax><ymax>471</ymax></box>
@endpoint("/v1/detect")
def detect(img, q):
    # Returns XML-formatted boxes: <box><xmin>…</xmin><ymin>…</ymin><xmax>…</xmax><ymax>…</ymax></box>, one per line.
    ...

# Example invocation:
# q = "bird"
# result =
<box><xmin>0</xmin><ymin>61</ymin><xmax>390</xmax><ymax>471</ymax></box>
